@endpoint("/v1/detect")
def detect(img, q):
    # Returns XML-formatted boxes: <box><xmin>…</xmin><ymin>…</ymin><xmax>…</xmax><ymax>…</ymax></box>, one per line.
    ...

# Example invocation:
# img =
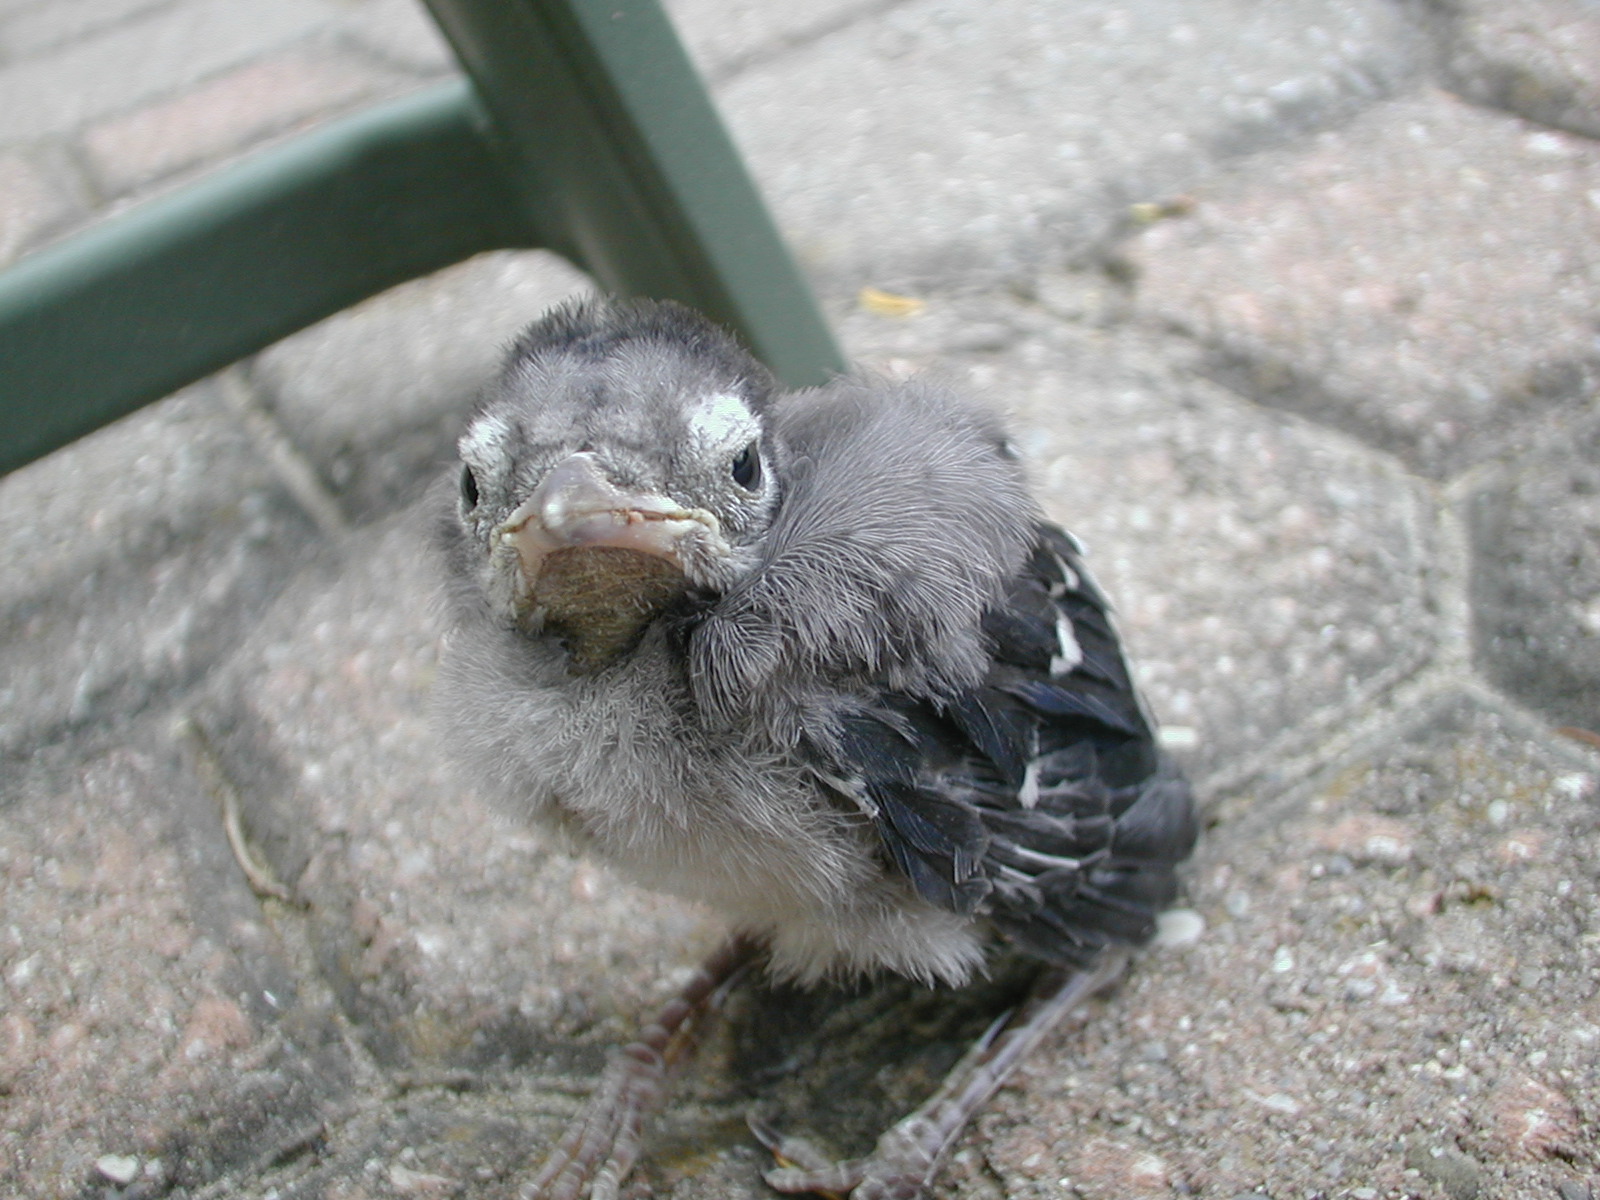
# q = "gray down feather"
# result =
<box><xmin>430</xmin><ymin>297</ymin><xmax>1195</xmax><ymax>986</ymax></box>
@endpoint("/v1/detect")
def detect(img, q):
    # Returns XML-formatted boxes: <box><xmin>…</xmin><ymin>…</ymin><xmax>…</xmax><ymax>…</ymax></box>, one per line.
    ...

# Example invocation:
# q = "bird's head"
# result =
<box><xmin>448</xmin><ymin>298</ymin><xmax>781</xmax><ymax>671</ymax></box>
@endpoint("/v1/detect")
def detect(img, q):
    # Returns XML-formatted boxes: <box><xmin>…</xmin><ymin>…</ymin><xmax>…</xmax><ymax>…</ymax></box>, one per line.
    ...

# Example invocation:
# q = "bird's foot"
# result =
<box><xmin>520</xmin><ymin>936</ymin><xmax>759</xmax><ymax>1200</ymax></box>
<box><xmin>749</xmin><ymin>1113</ymin><xmax>942</xmax><ymax>1200</ymax></box>
<box><xmin>748</xmin><ymin>952</ymin><xmax>1129</xmax><ymax>1200</ymax></box>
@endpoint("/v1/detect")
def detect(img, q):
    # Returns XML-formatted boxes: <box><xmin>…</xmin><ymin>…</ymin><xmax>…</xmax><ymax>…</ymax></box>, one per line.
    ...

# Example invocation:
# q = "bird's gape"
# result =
<box><xmin>529</xmin><ymin>545</ymin><xmax>691</xmax><ymax>673</ymax></box>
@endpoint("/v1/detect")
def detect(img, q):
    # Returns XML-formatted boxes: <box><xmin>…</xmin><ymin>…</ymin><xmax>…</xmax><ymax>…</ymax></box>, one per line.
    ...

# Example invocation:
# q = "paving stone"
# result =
<box><xmin>0</xmin><ymin>0</ymin><xmax>174</xmax><ymax>63</ymax></box>
<box><xmin>716</xmin><ymin>0</ymin><xmax>1422</xmax><ymax>294</ymax></box>
<box><xmin>81</xmin><ymin>42</ymin><xmax>407</xmax><ymax>196</ymax></box>
<box><xmin>0</xmin><ymin>720</ymin><xmax>353</xmax><ymax>1197</ymax></box>
<box><xmin>0</xmin><ymin>146</ymin><xmax>79</xmax><ymax>264</ymax></box>
<box><xmin>253</xmin><ymin>250</ymin><xmax>592</xmax><ymax>526</ymax></box>
<box><xmin>0</xmin><ymin>381</ymin><xmax>321</xmax><ymax>765</ymax></box>
<box><xmin>1469</xmin><ymin>412</ymin><xmax>1600</xmax><ymax>731</ymax></box>
<box><xmin>976</xmin><ymin>697</ymin><xmax>1600</xmax><ymax>1200</ymax></box>
<box><xmin>1435</xmin><ymin>0</ymin><xmax>1600</xmax><ymax>139</ymax></box>
<box><xmin>0</xmin><ymin>0</ymin><xmax>340</xmax><ymax>140</ymax></box>
<box><xmin>833</xmin><ymin>292</ymin><xmax>1442</xmax><ymax>782</ymax></box>
<box><xmin>333</xmin><ymin>0</ymin><xmax>456</xmax><ymax>75</ymax></box>
<box><xmin>1126</xmin><ymin>90</ymin><xmax>1600</xmax><ymax>479</ymax></box>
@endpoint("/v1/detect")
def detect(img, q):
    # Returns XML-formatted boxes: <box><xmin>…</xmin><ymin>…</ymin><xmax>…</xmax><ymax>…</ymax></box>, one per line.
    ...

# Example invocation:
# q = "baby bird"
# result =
<box><xmin>433</xmin><ymin>297</ymin><xmax>1196</xmax><ymax>1199</ymax></box>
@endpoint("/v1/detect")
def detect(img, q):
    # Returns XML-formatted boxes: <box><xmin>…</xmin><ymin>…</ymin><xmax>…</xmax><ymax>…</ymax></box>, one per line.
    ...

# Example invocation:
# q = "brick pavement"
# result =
<box><xmin>1</xmin><ymin>1</ymin><xmax>1597</xmax><ymax>1198</ymax></box>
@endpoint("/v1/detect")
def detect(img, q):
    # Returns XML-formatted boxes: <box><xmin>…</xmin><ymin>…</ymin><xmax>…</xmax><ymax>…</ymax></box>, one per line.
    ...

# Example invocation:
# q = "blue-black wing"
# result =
<box><xmin>831</xmin><ymin>523</ymin><xmax>1197</xmax><ymax>968</ymax></box>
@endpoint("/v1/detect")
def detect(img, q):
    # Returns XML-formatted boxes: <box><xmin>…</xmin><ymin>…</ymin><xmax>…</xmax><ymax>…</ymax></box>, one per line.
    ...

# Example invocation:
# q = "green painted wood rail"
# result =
<box><xmin>0</xmin><ymin>0</ymin><xmax>843</xmax><ymax>477</ymax></box>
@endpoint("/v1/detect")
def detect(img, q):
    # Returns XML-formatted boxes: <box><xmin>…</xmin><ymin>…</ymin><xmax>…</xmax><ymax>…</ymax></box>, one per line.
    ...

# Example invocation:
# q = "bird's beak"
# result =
<box><xmin>494</xmin><ymin>452</ymin><xmax>729</xmax><ymax>597</ymax></box>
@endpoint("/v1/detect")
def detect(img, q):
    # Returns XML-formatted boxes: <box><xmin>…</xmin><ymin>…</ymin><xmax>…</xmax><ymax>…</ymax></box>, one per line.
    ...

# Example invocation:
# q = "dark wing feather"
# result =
<box><xmin>822</xmin><ymin>521</ymin><xmax>1197</xmax><ymax>968</ymax></box>
<box><xmin>871</xmin><ymin>782</ymin><xmax>992</xmax><ymax>914</ymax></box>
<box><xmin>945</xmin><ymin>688</ymin><xmax>1035</xmax><ymax>788</ymax></box>
<box><xmin>998</xmin><ymin>675</ymin><xmax>1146</xmax><ymax>738</ymax></box>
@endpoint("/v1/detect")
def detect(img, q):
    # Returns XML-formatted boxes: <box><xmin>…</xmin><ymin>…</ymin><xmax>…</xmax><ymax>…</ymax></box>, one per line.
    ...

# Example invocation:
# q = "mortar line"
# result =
<box><xmin>217</xmin><ymin>363</ymin><xmax>351</xmax><ymax>539</ymax></box>
<box><xmin>1452</xmin><ymin>674</ymin><xmax>1600</xmax><ymax>769</ymax></box>
<box><xmin>1196</xmin><ymin>662</ymin><xmax>1464</xmax><ymax>805</ymax></box>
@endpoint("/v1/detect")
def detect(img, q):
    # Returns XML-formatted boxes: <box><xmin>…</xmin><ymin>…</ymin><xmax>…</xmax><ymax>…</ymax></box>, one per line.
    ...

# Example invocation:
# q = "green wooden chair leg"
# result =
<box><xmin>418</xmin><ymin>0</ymin><xmax>843</xmax><ymax>388</ymax></box>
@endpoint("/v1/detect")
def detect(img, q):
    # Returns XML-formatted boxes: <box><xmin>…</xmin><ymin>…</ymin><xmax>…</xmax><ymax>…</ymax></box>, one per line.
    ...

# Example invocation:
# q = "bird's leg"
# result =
<box><xmin>524</xmin><ymin>934</ymin><xmax>761</xmax><ymax>1200</ymax></box>
<box><xmin>751</xmin><ymin>949</ymin><xmax>1129</xmax><ymax>1200</ymax></box>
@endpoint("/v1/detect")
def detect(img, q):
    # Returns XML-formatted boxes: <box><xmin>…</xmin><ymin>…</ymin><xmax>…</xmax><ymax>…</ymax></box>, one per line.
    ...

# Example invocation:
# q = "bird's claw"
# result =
<box><xmin>748</xmin><ymin>1114</ymin><xmax>933</xmax><ymax>1200</ymax></box>
<box><xmin>747</xmin><ymin>1113</ymin><xmax>839</xmax><ymax>1173</ymax></box>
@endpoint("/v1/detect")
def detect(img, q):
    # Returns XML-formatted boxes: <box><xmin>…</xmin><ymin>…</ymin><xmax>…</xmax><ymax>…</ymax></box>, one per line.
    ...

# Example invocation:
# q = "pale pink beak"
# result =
<box><xmin>496</xmin><ymin>453</ymin><xmax>728</xmax><ymax>582</ymax></box>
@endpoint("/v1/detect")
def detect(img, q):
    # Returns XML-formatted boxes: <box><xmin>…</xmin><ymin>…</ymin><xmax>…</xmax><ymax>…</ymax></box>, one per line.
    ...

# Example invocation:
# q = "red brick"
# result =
<box><xmin>0</xmin><ymin>0</ymin><xmax>336</xmax><ymax>141</ymax></box>
<box><xmin>82</xmin><ymin>45</ymin><xmax>401</xmax><ymax>195</ymax></box>
<box><xmin>0</xmin><ymin>150</ymin><xmax>77</xmax><ymax>265</ymax></box>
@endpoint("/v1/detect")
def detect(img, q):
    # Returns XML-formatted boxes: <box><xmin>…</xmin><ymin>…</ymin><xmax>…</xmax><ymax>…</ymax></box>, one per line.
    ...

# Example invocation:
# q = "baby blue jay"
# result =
<box><xmin>433</xmin><ymin>298</ymin><xmax>1196</xmax><ymax>1199</ymax></box>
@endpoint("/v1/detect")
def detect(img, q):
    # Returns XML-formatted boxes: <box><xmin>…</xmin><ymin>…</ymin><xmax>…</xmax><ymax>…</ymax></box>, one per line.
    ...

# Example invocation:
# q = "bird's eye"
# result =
<box><xmin>460</xmin><ymin>463</ymin><xmax>480</xmax><ymax>510</ymax></box>
<box><xmin>730</xmin><ymin>441</ymin><xmax>761</xmax><ymax>490</ymax></box>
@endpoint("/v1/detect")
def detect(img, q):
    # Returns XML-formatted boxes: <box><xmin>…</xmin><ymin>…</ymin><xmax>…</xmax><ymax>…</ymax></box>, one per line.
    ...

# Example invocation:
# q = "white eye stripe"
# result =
<box><xmin>687</xmin><ymin>392</ymin><xmax>758</xmax><ymax>447</ymax></box>
<box><xmin>460</xmin><ymin>412</ymin><xmax>512</xmax><ymax>464</ymax></box>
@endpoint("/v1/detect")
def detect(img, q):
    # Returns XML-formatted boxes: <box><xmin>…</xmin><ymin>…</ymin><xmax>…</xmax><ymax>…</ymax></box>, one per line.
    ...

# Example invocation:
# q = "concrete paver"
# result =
<box><xmin>1126</xmin><ymin>89</ymin><xmax>1600</xmax><ymax>478</ymax></box>
<box><xmin>2</xmin><ymin>0</ymin><xmax>1599</xmax><ymax>1197</ymax></box>
<box><xmin>0</xmin><ymin>0</ymin><xmax>177</xmax><ymax>63</ymax></box>
<box><xmin>189</xmin><ymin>516</ymin><xmax>719</xmax><ymax>1072</ymax></box>
<box><xmin>664</xmin><ymin>0</ymin><xmax>891</xmax><ymax>80</ymax></box>
<box><xmin>717</xmin><ymin>0</ymin><xmax>1424</xmax><ymax>291</ymax></box>
<box><xmin>0</xmin><ymin>148</ymin><xmax>79</xmax><ymax>265</ymax></box>
<box><xmin>254</xmin><ymin>250</ymin><xmax>592</xmax><ymax>525</ymax></box>
<box><xmin>1</xmin><ymin>723</ymin><xmax>353</xmax><ymax>1195</ymax></box>
<box><xmin>980</xmin><ymin>697</ymin><xmax>1598</xmax><ymax>1200</ymax></box>
<box><xmin>332</xmin><ymin>0</ymin><xmax>456</xmax><ymax>76</ymax></box>
<box><xmin>0</xmin><ymin>382</ymin><xmax>322</xmax><ymax>768</ymax></box>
